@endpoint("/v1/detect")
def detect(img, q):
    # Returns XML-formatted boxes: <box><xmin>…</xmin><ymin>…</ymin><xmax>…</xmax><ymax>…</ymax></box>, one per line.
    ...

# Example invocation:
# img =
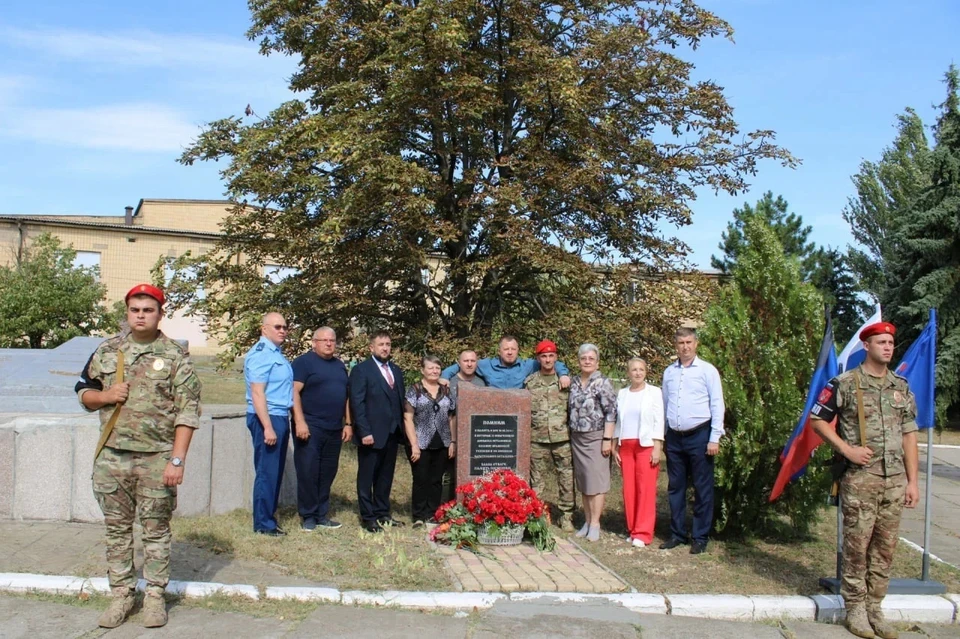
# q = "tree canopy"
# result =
<box><xmin>885</xmin><ymin>66</ymin><xmax>960</xmax><ymax>421</ymax></box>
<box><xmin>844</xmin><ymin>66</ymin><xmax>960</xmax><ymax>424</ymax></box>
<box><xmin>711</xmin><ymin>191</ymin><xmax>817</xmax><ymax>278</ymax></box>
<box><xmin>843</xmin><ymin>108</ymin><xmax>932</xmax><ymax>300</ymax></box>
<box><xmin>713</xmin><ymin>191</ymin><xmax>866</xmax><ymax>342</ymax></box>
<box><xmin>171</xmin><ymin>0</ymin><xmax>794</xmax><ymax>363</ymax></box>
<box><xmin>0</xmin><ymin>233</ymin><xmax>115</xmax><ymax>349</ymax></box>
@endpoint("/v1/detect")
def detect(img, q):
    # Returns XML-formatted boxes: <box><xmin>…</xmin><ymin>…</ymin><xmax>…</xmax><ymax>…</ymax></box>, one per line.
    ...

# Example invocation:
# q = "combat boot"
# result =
<box><xmin>559</xmin><ymin>514</ymin><xmax>575</xmax><ymax>533</ymax></box>
<box><xmin>867</xmin><ymin>603</ymin><xmax>899</xmax><ymax>639</ymax></box>
<box><xmin>141</xmin><ymin>592</ymin><xmax>168</xmax><ymax>628</ymax></box>
<box><xmin>97</xmin><ymin>588</ymin><xmax>135</xmax><ymax>628</ymax></box>
<box><xmin>844</xmin><ymin>604</ymin><xmax>876</xmax><ymax>638</ymax></box>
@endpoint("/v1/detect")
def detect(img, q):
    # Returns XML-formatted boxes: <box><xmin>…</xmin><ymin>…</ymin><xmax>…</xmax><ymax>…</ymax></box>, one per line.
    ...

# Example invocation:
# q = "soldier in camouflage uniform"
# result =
<box><xmin>523</xmin><ymin>340</ymin><xmax>575</xmax><ymax>532</ymax></box>
<box><xmin>76</xmin><ymin>284</ymin><xmax>202</xmax><ymax>629</ymax></box>
<box><xmin>811</xmin><ymin>322</ymin><xmax>920</xmax><ymax>639</ymax></box>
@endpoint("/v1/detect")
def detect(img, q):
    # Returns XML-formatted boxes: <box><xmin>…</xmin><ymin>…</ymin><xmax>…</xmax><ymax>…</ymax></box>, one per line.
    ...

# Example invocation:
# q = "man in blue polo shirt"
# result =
<box><xmin>244</xmin><ymin>312</ymin><xmax>294</xmax><ymax>536</ymax></box>
<box><xmin>292</xmin><ymin>327</ymin><xmax>351</xmax><ymax>531</ymax></box>
<box><xmin>441</xmin><ymin>335</ymin><xmax>571</xmax><ymax>389</ymax></box>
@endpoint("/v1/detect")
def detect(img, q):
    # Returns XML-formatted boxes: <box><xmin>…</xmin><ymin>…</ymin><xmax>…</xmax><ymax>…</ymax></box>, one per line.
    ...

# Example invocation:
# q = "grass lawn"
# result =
<box><xmin>183</xmin><ymin>365</ymin><xmax>960</xmax><ymax>594</ymax></box>
<box><xmin>193</xmin><ymin>356</ymin><xmax>246</xmax><ymax>405</ymax></box>
<box><xmin>172</xmin><ymin>444</ymin><xmax>452</xmax><ymax>592</ymax></box>
<box><xmin>579</xmin><ymin>463</ymin><xmax>960</xmax><ymax>595</ymax></box>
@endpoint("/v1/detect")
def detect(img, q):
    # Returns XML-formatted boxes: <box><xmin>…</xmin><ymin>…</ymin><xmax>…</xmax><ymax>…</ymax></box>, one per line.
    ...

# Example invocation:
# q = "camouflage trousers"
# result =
<box><xmin>840</xmin><ymin>470</ymin><xmax>906</xmax><ymax>606</ymax></box>
<box><xmin>92</xmin><ymin>447</ymin><xmax>177</xmax><ymax>596</ymax></box>
<box><xmin>530</xmin><ymin>441</ymin><xmax>575</xmax><ymax>515</ymax></box>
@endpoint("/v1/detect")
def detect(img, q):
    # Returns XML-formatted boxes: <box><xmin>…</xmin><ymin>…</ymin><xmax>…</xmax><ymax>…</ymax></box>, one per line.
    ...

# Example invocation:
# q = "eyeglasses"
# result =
<box><xmin>269</xmin><ymin>324</ymin><xmax>288</xmax><ymax>331</ymax></box>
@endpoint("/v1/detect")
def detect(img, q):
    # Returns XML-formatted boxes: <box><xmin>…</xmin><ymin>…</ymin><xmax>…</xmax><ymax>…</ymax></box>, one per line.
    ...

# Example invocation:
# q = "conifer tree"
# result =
<box><xmin>700</xmin><ymin>213</ymin><xmax>829</xmax><ymax>538</ymax></box>
<box><xmin>888</xmin><ymin>66</ymin><xmax>960</xmax><ymax>421</ymax></box>
<box><xmin>712</xmin><ymin>191</ymin><xmax>818</xmax><ymax>278</ymax></box>
<box><xmin>843</xmin><ymin>109</ymin><xmax>932</xmax><ymax>299</ymax></box>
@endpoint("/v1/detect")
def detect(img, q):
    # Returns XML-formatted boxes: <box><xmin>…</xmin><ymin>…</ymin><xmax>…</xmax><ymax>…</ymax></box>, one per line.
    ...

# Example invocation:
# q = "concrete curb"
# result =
<box><xmin>0</xmin><ymin>572</ymin><xmax>957</xmax><ymax>624</ymax></box>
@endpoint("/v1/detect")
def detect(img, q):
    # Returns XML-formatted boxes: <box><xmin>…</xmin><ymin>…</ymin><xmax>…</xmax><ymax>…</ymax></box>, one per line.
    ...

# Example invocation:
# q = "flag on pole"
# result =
<box><xmin>770</xmin><ymin>310</ymin><xmax>840</xmax><ymax>502</ymax></box>
<box><xmin>837</xmin><ymin>305</ymin><xmax>881</xmax><ymax>372</ymax></box>
<box><xmin>895</xmin><ymin>309</ymin><xmax>937</xmax><ymax>429</ymax></box>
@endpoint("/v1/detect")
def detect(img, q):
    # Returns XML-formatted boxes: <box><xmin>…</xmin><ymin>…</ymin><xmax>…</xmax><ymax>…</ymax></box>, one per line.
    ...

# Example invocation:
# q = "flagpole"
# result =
<box><xmin>922</xmin><ymin>426</ymin><xmax>933</xmax><ymax>580</ymax></box>
<box><xmin>835</xmin><ymin>503</ymin><xmax>843</xmax><ymax>581</ymax></box>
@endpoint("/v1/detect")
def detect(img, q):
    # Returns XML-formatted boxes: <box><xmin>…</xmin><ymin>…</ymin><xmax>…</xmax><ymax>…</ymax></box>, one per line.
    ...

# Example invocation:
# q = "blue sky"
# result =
<box><xmin>1</xmin><ymin>0</ymin><xmax>957</xmax><ymax>268</ymax></box>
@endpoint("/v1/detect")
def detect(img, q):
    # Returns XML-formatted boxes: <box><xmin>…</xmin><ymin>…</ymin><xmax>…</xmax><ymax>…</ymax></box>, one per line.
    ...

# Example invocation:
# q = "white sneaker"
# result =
<box><xmin>632</xmin><ymin>538</ymin><xmax>646</xmax><ymax>548</ymax></box>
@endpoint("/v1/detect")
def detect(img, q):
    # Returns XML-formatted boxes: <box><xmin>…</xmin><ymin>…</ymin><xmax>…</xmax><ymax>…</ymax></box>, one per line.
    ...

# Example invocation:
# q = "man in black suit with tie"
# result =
<box><xmin>349</xmin><ymin>331</ymin><xmax>406</xmax><ymax>532</ymax></box>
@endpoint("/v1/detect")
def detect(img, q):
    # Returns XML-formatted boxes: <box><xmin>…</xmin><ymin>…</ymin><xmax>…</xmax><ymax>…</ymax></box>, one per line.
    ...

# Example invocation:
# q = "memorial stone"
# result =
<box><xmin>456</xmin><ymin>384</ymin><xmax>531</xmax><ymax>489</ymax></box>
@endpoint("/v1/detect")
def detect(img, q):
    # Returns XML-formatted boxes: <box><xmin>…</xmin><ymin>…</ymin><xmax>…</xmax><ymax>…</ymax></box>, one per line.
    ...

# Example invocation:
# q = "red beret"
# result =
<box><xmin>125</xmin><ymin>283</ymin><xmax>165</xmax><ymax>306</ymax></box>
<box><xmin>534</xmin><ymin>339</ymin><xmax>557</xmax><ymax>355</ymax></box>
<box><xmin>859</xmin><ymin>322</ymin><xmax>896</xmax><ymax>341</ymax></box>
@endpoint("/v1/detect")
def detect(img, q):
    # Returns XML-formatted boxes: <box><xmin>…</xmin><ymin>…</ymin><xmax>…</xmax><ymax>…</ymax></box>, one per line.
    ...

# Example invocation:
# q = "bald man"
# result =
<box><xmin>244</xmin><ymin>312</ymin><xmax>294</xmax><ymax>535</ymax></box>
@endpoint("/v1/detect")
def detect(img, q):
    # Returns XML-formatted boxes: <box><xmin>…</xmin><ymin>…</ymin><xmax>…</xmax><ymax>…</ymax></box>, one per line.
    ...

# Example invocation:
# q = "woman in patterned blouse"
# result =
<box><xmin>568</xmin><ymin>343</ymin><xmax>618</xmax><ymax>542</ymax></box>
<box><xmin>402</xmin><ymin>354</ymin><xmax>457</xmax><ymax>526</ymax></box>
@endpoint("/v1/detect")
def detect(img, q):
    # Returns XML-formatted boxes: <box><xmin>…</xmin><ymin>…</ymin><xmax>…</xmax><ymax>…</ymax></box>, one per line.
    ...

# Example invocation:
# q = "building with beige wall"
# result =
<box><xmin>0</xmin><ymin>198</ymin><xmax>725</xmax><ymax>355</ymax></box>
<box><xmin>0</xmin><ymin>199</ymin><xmax>237</xmax><ymax>355</ymax></box>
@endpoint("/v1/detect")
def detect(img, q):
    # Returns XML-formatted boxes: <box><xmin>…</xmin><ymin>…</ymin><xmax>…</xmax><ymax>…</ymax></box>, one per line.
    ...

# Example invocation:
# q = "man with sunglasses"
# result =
<box><xmin>244</xmin><ymin>312</ymin><xmax>294</xmax><ymax>536</ymax></box>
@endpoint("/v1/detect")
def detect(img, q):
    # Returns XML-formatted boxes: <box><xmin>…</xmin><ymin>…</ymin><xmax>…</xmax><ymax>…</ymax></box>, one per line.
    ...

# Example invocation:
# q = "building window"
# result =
<box><xmin>73</xmin><ymin>251</ymin><xmax>101</xmax><ymax>279</ymax></box>
<box><xmin>264</xmin><ymin>264</ymin><xmax>299</xmax><ymax>284</ymax></box>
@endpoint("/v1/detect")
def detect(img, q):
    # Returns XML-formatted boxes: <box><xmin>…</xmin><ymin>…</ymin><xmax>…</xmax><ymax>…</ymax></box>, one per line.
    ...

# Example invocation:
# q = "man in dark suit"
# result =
<box><xmin>349</xmin><ymin>331</ymin><xmax>406</xmax><ymax>532</ymax></box>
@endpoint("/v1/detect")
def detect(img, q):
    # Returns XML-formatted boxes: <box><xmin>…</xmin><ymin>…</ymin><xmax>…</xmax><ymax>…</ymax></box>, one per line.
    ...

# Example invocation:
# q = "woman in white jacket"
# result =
<box><xmin>614</xmin><ymin>358</ymin><xmax>664</xmax><ymax>548</ymax></box>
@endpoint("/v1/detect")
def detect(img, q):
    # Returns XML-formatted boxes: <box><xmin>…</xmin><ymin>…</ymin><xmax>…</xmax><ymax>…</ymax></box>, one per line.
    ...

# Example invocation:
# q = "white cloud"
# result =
<box><xmin>2</xmin><ymin>103</ymin><xmax>198</xmax><ymax>152</ymax></box>
<box><xmin>0</xmin><ymin>26</ymin><xmax>287</xmax><ymax>73</ymax></box>
<box><xmin>0</xmin><ymin>74</ymin><xmax>36</xmax><ymax>106</ymax></box>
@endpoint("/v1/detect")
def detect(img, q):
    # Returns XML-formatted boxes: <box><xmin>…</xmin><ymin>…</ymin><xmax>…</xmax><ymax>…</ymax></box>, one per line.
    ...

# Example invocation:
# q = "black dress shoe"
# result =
<box><xmin>255</xmin><ymin>528</ymin><xmax>286</xmax><ymax>537</ymax></box>
<box><xmin>377</xmin><ymin>518</ymin><xmax>405</xmax><ymax>528</ymax></box>
<box><xmin>362</xmin><ymin>521</ymin><xmax>384</xmax><ymax>533</ymax></box>
<box><xmin>690</xmin><ymin>541</ymin><xmax>708</xmax><ymax>555</ymax></box>
<box><xmin>659</xmin><ymin>538</ymin><xmax>686</xmax><ymax>550</ymax></box>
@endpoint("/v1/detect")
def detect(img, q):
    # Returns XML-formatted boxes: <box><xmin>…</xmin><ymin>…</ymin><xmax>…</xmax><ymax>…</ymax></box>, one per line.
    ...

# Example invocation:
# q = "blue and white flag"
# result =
<box><xmin>838</xmin><ymin>305</ymin><xmax>881</xmax><ymax>373</ymax></box>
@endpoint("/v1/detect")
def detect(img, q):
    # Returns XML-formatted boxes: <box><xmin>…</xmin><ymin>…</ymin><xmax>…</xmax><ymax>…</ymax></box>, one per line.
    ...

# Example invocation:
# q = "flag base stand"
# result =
<box><xmin>819</xmin><ymin>577</ymin><xmax>946</xmax><ymax>595</ymax></box>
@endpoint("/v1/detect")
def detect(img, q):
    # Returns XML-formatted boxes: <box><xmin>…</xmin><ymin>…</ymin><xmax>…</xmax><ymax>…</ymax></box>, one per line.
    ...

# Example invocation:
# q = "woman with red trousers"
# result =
<box><xmin>614</xmin><ymin>358</ymin><xmax>664</xmax><ymax>548</ymax></box>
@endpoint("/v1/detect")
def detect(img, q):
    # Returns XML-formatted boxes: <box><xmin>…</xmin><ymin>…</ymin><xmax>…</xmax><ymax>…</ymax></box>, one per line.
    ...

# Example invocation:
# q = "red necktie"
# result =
<box><xmin>382</xmin><ymin>363</ymin><xmax>395</xmax><ymax>388</ymax></box>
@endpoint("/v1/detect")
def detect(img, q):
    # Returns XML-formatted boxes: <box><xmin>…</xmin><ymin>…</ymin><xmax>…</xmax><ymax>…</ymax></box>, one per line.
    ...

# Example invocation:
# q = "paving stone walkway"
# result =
<box><xmin>437</xmin><ymin>537</ymin><xmax>630</xmax><ymax>593</ymax></box>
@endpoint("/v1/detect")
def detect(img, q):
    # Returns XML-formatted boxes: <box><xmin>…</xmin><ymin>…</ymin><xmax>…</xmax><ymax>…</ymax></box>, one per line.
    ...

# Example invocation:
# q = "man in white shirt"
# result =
<box><xmin>660</xmin><ymin>327</ymin><xmax>724</xmax><ymax>554</ymax></box>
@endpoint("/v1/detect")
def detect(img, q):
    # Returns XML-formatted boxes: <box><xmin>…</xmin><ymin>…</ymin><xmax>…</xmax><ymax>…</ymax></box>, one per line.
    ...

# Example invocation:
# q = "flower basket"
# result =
<box><xmin>430</xmin><ymin>469</ymin><xmax>556</xmax><ymax>552</ymax></box>
<box><xmin>477</xmin><ymin>523</ymin><xmax>524</xmax><ymax>546</ymax></box>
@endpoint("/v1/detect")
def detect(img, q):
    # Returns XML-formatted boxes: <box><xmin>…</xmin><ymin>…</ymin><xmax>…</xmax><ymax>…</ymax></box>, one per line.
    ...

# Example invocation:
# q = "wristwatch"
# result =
<box><xmin>171</xmin><ymin>457</ymin><xmax>184</xmax><ymax>468</ymax></box>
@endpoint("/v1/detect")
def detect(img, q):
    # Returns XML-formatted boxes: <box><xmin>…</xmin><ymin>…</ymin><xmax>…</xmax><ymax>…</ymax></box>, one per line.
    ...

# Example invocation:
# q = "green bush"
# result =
<box><xmin>700</xmin><ymin>214</ymin><xmax>832</xmax><ymax>539</ymax></box>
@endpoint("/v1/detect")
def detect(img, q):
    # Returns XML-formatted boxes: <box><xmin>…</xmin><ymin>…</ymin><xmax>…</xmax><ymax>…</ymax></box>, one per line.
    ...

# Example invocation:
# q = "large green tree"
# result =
<box><xmin>842</xmin><ymin>108</ymin><xmax>932</xmax><ymax>299</ymax></box>
<box><xmin>808</xmin><ymin>247</ymin><xmax>868</xmax><ymax>343</ymax></box>
<box><xmin>886</xmin><ymin>66</ymin><xmax>960</xmax><ymax>422</ymax></box>
<box><xmin>170</xmin><ymin>0</ymin><xmax>793</xmax><ymax>362</ymax></box>
<box><xmin>0</xmin><ymin>233</ymin><xmax>114</xmax><ymax>348</ymax></box>
<box><xmin>712</xmin><ymin>191</ymin><xmax>817</xmax><ymax>278</ymax></box>
<box><xmin>713</xmin><ymin>191</ymin><xmax>866</xmax><ymax>341</ymax></box>
<box><xmin>700</xmin><ymin>213</ymin><xmax>829</xmax><ymax>538</ymax></box>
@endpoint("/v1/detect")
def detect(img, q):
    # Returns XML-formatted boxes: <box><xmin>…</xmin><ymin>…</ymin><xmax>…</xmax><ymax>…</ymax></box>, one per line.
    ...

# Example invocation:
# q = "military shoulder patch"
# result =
<box><xmin>255</xmin><ymin>343</ymin><xmax>265</xmax><ymax>352</ymax></box>
<box><xmin>817</xmin><ymin>386</ymin><xmax>833</xmax><ymax>404</ymax></box>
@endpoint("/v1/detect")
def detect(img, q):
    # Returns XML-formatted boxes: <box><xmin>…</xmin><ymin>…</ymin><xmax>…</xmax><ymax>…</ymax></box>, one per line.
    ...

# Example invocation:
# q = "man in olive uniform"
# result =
<box><xmin>76</xmin><ymin>284</ymin><xmax>202</xmax><ymax>629</ymax></box>
<box><xmin>523</xmin><ymin>339</ymin><xmax>575</xmax><ymax>532</ymax></box>
<box><xmin>811</xmin><ymin>322</ymin><xmax>919</xmax><ymax>639</ymax></box>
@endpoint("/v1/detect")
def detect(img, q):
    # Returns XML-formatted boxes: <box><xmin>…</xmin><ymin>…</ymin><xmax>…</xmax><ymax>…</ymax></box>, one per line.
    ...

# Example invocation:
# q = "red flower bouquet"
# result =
<box><xmin>430</xmin><ymin>469</ymin><xmax>555</xmax><ymax>551</ymax></box>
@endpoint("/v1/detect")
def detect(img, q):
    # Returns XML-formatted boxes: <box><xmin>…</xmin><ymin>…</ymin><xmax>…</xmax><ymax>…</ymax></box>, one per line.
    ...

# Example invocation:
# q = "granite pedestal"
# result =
<box><xmin>456</xmin><ymin>384</ymin><xmax>531</xmax><ymax>489</ymax></box>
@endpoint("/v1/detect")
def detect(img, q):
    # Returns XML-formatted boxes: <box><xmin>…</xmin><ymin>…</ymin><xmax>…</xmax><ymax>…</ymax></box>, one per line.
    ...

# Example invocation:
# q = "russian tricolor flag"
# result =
<box><xmin>837</xmin><ymin>305</ymin><xmax>881</xmax><ymax>372</ymax></box>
